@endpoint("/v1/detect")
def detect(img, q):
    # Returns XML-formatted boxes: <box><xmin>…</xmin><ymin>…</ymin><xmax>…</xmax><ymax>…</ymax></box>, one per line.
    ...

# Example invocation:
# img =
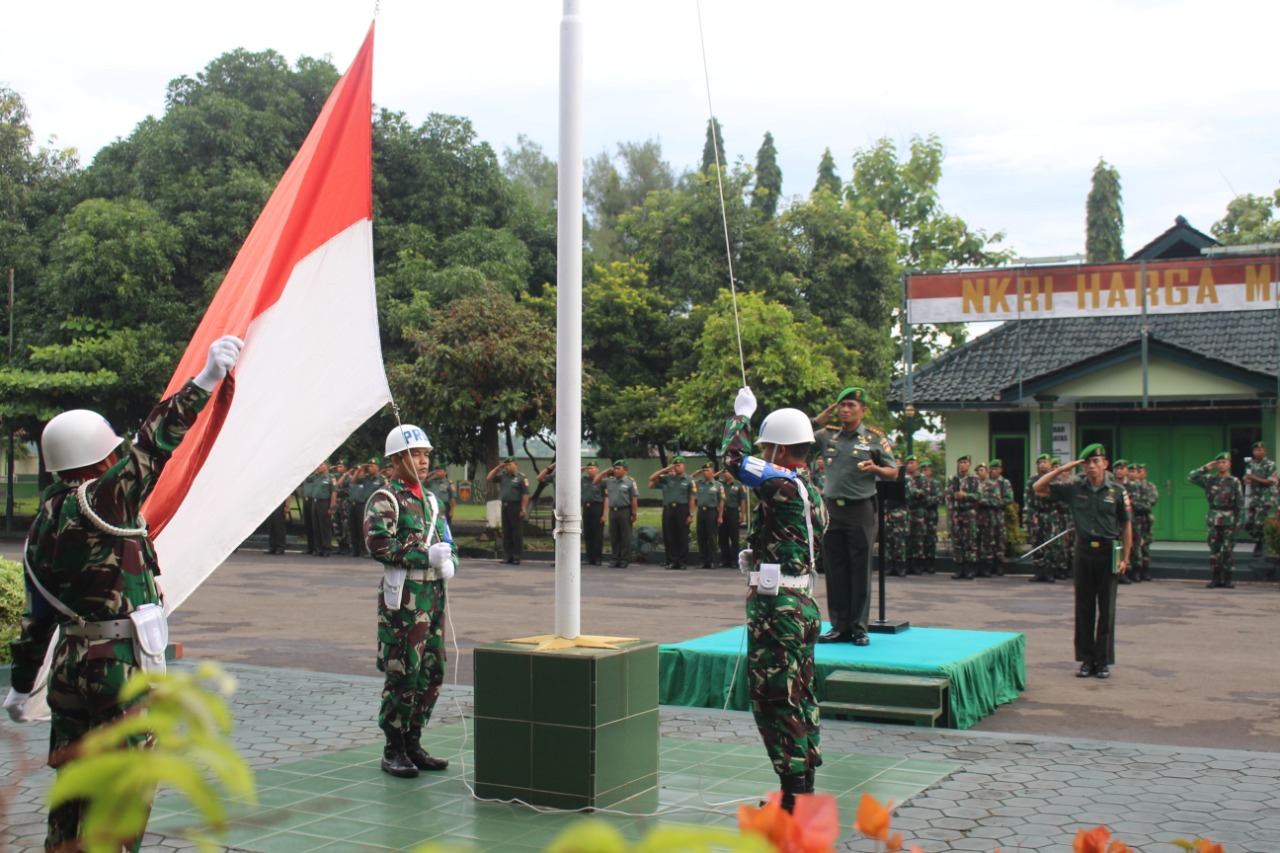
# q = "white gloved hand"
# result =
<box><xmin>383</xmin><ymin>567</ymin><xmax>408</xmax><ymax>608</ymax></box>
<box><xmin>193</xmin><ymin>335</ymin><xmax>245</xmax><ymax>391</ymax></box>
<box><xmin>4</xmin><ymin>688</ymin><xmax>34</xmax><ymax>723</ymax></box>
<box><xmin>428</xmin><ymin>542</ymin><xmax>453</xmax><ymax>570</ymax></box>
<box><xmin>734</xmin><ymin>387</ymin><xmax>757</xmax><ymax>418</ymax></box>
<box><xmin>738</xmin><ymin>549</ymin><xmax>755</xmax><ymax>574</ymax></box>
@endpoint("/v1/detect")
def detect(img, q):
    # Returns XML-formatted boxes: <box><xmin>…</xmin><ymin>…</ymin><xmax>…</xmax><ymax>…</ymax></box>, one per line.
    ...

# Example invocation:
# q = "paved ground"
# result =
<box><xmin>3</xmin><ymin>542</ymin><xmax>1280</xmax><ymax>851</ymax></box>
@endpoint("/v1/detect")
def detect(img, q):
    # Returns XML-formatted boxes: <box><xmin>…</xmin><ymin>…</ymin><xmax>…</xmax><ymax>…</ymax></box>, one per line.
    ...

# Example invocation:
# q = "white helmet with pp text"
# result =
<box><xmin>385</xmin><ymin>424</ymin><xmax>433</xmax><ymax>457</ymax></box>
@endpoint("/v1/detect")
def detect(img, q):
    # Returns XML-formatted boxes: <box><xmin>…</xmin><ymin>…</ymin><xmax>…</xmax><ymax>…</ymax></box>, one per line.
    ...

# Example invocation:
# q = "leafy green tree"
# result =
<box><xmin>584</xmin><ymin>139</ymin><xmax>675</xmax><ymax>262</ymax></box>
<box><xmin>503</xmin><ymin>133</ymin><xmax>557</xmax><ymax>213</ymax></box>
<box><xmin>751</xmin><ymin>132</ymin><xmax>782</xmax><ymax>219</ymax></box>
<box><xmin>1085</xmin><ymin>157</ymin><xmax>1124</xmax><ymax>262</ymax></box>
<box><xmin>812</xmin><ymin>148</ymin><xmax>841</xmax><ymax>198</ymax></box>
<box><xmin>1212</xmin><ymin>189</ymin><xmax>1280</xmax><ymax>246</ymax></box>
<box><xmin>700</xmin><ymin>117</ymin><xmax>726</xmax><ymax>174</ymax></box>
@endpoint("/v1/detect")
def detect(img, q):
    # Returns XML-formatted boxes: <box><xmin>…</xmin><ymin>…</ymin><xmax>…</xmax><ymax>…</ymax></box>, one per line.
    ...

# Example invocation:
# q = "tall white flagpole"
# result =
<box><xmin>554</xmin><ymin>0</ymin><xmax>583</xmax><ymax>640</ymax></box>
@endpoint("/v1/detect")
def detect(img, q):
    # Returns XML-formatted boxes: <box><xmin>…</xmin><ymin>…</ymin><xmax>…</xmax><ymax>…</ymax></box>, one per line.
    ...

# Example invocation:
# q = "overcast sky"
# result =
<box><xmin>6</xmin><ymin>0</ymin><xmax>1278</xmax><ymax>259</ymax></box>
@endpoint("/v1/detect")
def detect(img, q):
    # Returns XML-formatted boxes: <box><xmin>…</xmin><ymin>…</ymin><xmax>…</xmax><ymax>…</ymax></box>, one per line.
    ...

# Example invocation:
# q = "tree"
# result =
<box><xmin>503</xmin><ymin>133</ymin><xmax>557</xmax><ymax>213</ymax></box>
<box><xmin>700</xmin><ymin>118</ymin><xmax>725</xmax><ymax>174</ymax></box>
<box><xmin>1212</xmin><ymin>189</ymin><xmax>1280</xmax><ymax>246</ymax></box>
<box><xmin>751</xmin><ymin>132</ymin><xmax>782</xmax><ymax>219</ymax></box>
<box><xmin>812</xmin><ymin>148</ymin><xmax>841</xmax><ymax>198</ymax></box>
<box><xmin>1085</xmin><ymin>157</ymin><xmax>1124</xmax><ymax>262</ymax></box>
<box><xmin>584</xmin><ymin>138</ymin><xmax>675</xmax><ymax>262</ymax></box>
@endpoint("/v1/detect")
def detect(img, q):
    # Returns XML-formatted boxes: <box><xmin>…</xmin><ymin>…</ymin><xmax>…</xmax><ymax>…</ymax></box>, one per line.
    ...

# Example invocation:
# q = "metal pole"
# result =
<box><xmin>1140</xmin><ymin>260</ymin><xmax>1149</xmax><ymax>408</ymax></box>
<box><xmin>5</xmin><ymin>268</ymin><xmax>13</xmax><ymax>532</ymax></box>
<box><xmin>902</xmin><ymin>271</ymin><xmax>913</xmax><ymax>454</ymax></box>
<box><xmin>554</xmin><ymin>0</ymin><xmax>583</xmax><ymax>640</ymax></box>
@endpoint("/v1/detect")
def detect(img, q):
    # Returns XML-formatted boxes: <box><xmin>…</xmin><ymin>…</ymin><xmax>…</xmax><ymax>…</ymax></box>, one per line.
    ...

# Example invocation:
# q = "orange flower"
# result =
<box><xmin>1106</xmin><ymin>842</ymin><xmax>1134</xmax><ymax>853</ymax></box>
<box><xmin>739</xmin><ymin>794</ymin><xmax>795</xmax><ymax>850</ymax></box>
<box><xmin>855</xmin><ymin>792</ymin><xmax>892</xmax><ymax>841</ymax></box>
<box><xmin>739</xmin><ymin>792</ymin><xmax>839</xmax><ymax>853</ymax></box>
<box><xmin>1074</xmin><ymin>826</ymin><xmax>1112</xmax><ymax>853</ymax></box>
<box><xmin>1193</xmin><ymin>842</ymin><xmax>1225</xmax><ymax>853</ymax></box>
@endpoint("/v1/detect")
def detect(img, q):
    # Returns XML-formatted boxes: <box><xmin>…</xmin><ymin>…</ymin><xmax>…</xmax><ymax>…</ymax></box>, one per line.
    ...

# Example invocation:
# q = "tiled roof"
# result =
<box><xmin>891</xmin><ymin>311</ymin><xmax>1280</xmax><ymax>405</ymax></box>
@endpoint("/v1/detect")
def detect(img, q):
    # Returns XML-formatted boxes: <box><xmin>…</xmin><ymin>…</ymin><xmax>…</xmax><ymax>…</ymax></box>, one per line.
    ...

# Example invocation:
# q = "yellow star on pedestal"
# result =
<box><xmin>504</xmin><ymin>634</ymin><xmax>638</xmax><ymax>651</ymax></box>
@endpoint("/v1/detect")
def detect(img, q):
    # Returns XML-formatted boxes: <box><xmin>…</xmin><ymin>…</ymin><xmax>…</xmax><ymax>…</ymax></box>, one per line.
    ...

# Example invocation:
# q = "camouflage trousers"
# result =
<box><xmin>1246</xmin><ymin>491</ymin><xmax>1276</xmax><ymax>542</ymax></box>
<box><xmin>1207</xmin><ymin>523</ymin><xmax>1238</xmax><ymax>576</ymax></box>
<box><xmin>1050</xmin><ymin>513</ymin><xmax>1074</xmax><ymax>577</ymax></box>
<box><xmin>46</xmin><ymin>636</ymin><xmax>152</xmax><ymax>853</ymax></box>
<box><xmin>884</xmin><ymin>508</ymin><xmax>909</xmax><ymax>563</ymax></box>
<box><xmin>976</xmin><ymin>508</ymin><xmax>1005</xmax><ymax>566</ymax></box>
<box><xmin>950</xmin><ymin>509</ymin><xmax>978</xmax><ymax>564</ymax></box>
<box><xmin>746</xmin><ymin>588</ymin><xmax>822</xmax><ymax>778</ymax></box>
<box><xmin>377</xmin><ymin>578</ymin><xmax>447</xmax><ymax>735</ymax></box>
<box><xmin>909</xmin><ymin>510</ymin><xmax>937</xmax><ymax>562</ymax></box>
<box><xmin>1132</xmin><ymin>513</ymin><xmax>1153</xmax><ymax>571</ymax></box>
<box><xmin>333</xmin><ymin>499</ymin><xmax>351</xmax><ymax>551</ymax></box>
<box><xmin>1027</xmin><ymin>512</ymin><xmax>1049</xmax><ymax>574</ymax></box>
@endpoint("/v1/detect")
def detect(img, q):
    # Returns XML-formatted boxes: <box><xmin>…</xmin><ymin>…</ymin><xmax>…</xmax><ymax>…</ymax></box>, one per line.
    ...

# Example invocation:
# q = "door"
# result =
<box><xmin>1119</xmin><ymin>425</ymin><xmax>1175</xmax><ymax>541</ymax></box>
<box><xmin>1173</xmin><ymin>427</ymin><xmax>1221</xmax><ymax>541</ymax></box>
<box><xmin>991</xmin><ymin>434</ymin><xmax>1026</xmax><ymax>506</ymax></box>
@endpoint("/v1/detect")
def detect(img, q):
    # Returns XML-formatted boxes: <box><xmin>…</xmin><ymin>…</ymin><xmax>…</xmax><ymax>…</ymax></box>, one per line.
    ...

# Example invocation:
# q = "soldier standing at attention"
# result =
<box><xmin>1025</xmin><ymin>454</ymin><xmax>1053</xmax><ymax>582</ymax></box>
<box><xmin>692</xmin><ymin>463</ymin><xmax>725</xmax><ymax>568</ymax></box>
<box><xmin>579</xmin><ymin>460</ymin><xmax>606</xmax><ymax>565</ymax></box>
<box><xmin>487</xmin><ymin>456</ymin><xmax>530</xmax><ymax>565</ymax></box>
<box><xmin>649</xmin><ymin>456</ymin><xmax>693</xmax><ymax>570</ymax></box>
<box><xmin>1189</xmin><ymin>452</ymin><xmax>1245</xmax><ymax>589</ymax></box>
<box><xmin>346</xmin><ymin>462</ymin><xmax>379</xmax><ymax>559</ymax></box>
<box><xmin>1111</xmin><ymin>461</ymin><xmax>1135</xmax><ymax>585</ymax></box>
<box><xmin>719</xmin><ymin>470</ymin><xmax>749</xmax><ymax>568</ymax></box>
<box><xmin>973</xmin><ymin>463</ymin><xmax>998</xmax><ymax>578</ymax></box>
<box><xmin>425</xmin><ymin>467</ymin><xmax>457</xmax><ymax>528</ymax></box>
<box><xmin>1127</xmin><ymin>463</ymin><xmax>1157</xmax><ymax>581</ymax></box>
<box><xmin>331</xmin><ymin>461</ymin><xmax>352</xmax><ymax>555</ymax></box>
<box><xmin>989</xmin><ymin>459</ymin><xmax>1014</xmax><ymax>577</ymax></box>
<box><xmin>5</xmin><ymin>336</ymin><xmax>242</xmax><ymax>851</ymax></box>
<box><xmin>1034</xmin><ymin>443</ymin><xmax>1131</xmax><ymax>679</ymax></box>
<box><xmin>365</xmin><ymin>424</ymin><xmax>456</xmax><ymax>778</ymax></box>
<box><xmin>902</xmin><ymin>456</ymin><xmax>923</xmax><ymax>575</ymax></box>
<box><xmin>883</xmin><ymin>455</ymin><xmax>910</xmax><ymax>577</ymax></box>
<box><xmin>948</xmin><ymin>455</ymin><xmax>981</xmax><ymax>580</ymax></box>
<box><xmin>721</xmin><ymin>387</ymin><xmax>826</xmax><ymax>811</ymax></box>
<box><xmin>1243</xmin><ymin>441</ymin><xmax>1277</xmax><ymax>556</ymax></box>
<box><xmin>303</xmin><ymin>462</ymin><xmax>336</xmax><ymax>557</ymax></box>
<box><xmin>595</xmin><ymin>460</ymin><xmax>639</xmax><ymax>567</ymax></box>
<box><xmin>811</xmin><ymin>386</ymin><xmax>896</xmax><ymax>646</ymax></box>
<box><xmin>915</xmin><ymin>460</ymin><xmax>942</xmax><ymax>573</ymax></box>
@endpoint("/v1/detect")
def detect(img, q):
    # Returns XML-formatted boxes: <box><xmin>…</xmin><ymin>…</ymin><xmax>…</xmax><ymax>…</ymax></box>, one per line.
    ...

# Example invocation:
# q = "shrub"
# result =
<box><xmin>0</xmin><ymin>556</ymin><xmax>25</xmax><ymax>665</ymax></box>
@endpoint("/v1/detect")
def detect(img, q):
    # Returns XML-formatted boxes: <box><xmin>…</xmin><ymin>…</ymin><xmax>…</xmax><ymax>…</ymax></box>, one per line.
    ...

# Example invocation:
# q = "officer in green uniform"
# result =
<box><xmin>811</xmin><ymin>386</ymin><xmax>896</xmax><ymax>646</ymax></box>
<box><xmin>487</xmin><ymin>457</ymin><xmax>530</xmax><ymax>564</ymax></box>
<box><xmin>1034</xmin><ymin>444</ymin><xmax>1132</xmax><ymax>679</ymax></box>
<box><xmin>581</xmin><ymin>461</ymin><xmax>606</xmax><ymax>565</ymax></box>
<box><xmin>719</xmin><ymin>470</ymin><xmax>749</xmax><ymax>567</ymax></box>
<box><xmin>1244</xmin><ymin>441</ymin><xmax>1277</xmax><ymax>556</ymax></box>
<box><xmin>1190</xmin><ymin>452</ymin><xmax>1245</xmax><ymax>588</ymax></box>
<box><xmin>302</xmin><ymin>462</ymin><xmax>336</xmax><ymax>556</ymax></box>
<box><xmin>424</xmin><ymin>467</ymin><xmax>457</xmax><ymax>527</ymax></box>
<box><xmin>346</xmin><ymin>462</ymin><xmax>381</xmax><ymax>558</ymax></box>
<box><xmin>649</xmin><ymin>456</ymin><xmax>694</xmax><ymax>570</ymax></box>
<box><xmin>692</xmin><ymin>463</ymin><xmax>725</xmax><ymax>568</ymax></box>
<box><xmin>595</xmin><ymin>460</ymin><xmax>639</xmax><ymax>567</ymax></box>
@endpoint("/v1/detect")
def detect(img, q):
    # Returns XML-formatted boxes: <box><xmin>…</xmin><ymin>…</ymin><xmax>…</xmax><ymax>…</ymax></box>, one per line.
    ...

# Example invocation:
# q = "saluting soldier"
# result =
<box><xmin>649</xmin><ymin>456</ymin><xmax>694</xmax><ymax>570</ymax></box>
<box><xmin>425</xmin><ymin>467</ymin><xmax>457</xmax><ymax>527</ymax></box>
<box><xmin>902</xmin><ymin>456</ymin><xmax>924</xmax><ymax>575</ymax></box>
<box><xmin>811</xmin><ymin>386</ymin><xmax>897</xmax><ymax>646</ymax></box>
<box><xmin>1049</xmin><ymin>457</ymin><xmax>1074</xmax><ymax>579</ymax></box>
<box><xmin>302</xmin><ymin>462</ymin><xmax>336</xmax><ymax>557</ymax></box>
<box><xmin>883</xmin><ymin>455</ymin><xmax>910</xmax><ymax>577</ymax></box>
<box><xmin>948</xmin><ymin>455</ymin><xmax>981</xmax><ymax>579</ymax></box>
<box><xmin>1025</xmin><ymin>454</ymin><xmax>1054</xmax><ymax>582</ymax></box>
<box><xmin>595</xmin><ymin>460</ymin><xmax>639</xmax><ymax>567</ymax></box>
<box><xmin>1110</xmin><ymin>461</ymin><xmax>1134</xmax><ymax>585</ymax></box>
<box><xmin>1033</xmin><ymin>443</ymin><xmax>1131</xmax><ymax>679</ymax></box>
<box><xmin>580</xmin><ymin>460</ymin><xmax>606</xmax><ymax>565</ymax></box>
<box><xmin>1243</xmin><ymin>441</ymin><xmax>1277</xmax><ymax>556</ymax></box>
<box><xmin>487</xmin><ymin>457</ymin><xmax>530</xmax><ymax>565</ymax></box>
<box><xmin>1128</xmin><ymin>462</ymin><xmax>1158</xmax><ymax>581</ymax></box>
<box><xmin>719</xmin><ymin>470</ymin><xmax>749</xmax><ymax>568</ymax></box>
<box><xmin>1189</xmin><ymin>452</ymin><xmax>1245</xmax><ymax>589</ymax></box>
<box><xmin>692</xmin><ymin>463</ymin><xmax>726</xmax><ymax>568</ymax></box>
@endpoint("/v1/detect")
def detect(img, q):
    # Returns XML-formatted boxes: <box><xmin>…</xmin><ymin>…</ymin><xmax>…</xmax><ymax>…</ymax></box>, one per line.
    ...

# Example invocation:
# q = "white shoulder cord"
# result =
<box><xmin>22</xmin><ymin>540</ymin><xmax>86</xmax><ymax>626</ymax></box>
<box><xmin>76</xmin><ymin>479</ymin><xmax>148</xmax><ymax>538</ymax></box>
<box><xmin>797</xmin><ymin>477</ymin><xmax>817</xmax><ymax>597</ymax></box>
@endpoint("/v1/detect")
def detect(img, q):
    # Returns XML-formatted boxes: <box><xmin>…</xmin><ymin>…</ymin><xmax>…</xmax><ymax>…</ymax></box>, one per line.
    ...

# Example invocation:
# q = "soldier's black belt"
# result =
<box><xmin>666</xmin><ymin>502</ymin><xmax>685</xmax><ymax>507</ymax></box>
<box><xmin>63</xmin><ymin>619</ymin><xmax>135</xmax><ymax>640</ymax></box>
<box><xmin>1079</xmin><ymin>537</ymin><xmax>1114</xmax><ymax>549</ymax></box>
<box><xmin>610</xmin><ymin>506</ymin><xmax>629</xmax><ymax>512</ymax></box>
<box><xmin>827</xmin><ymin>497</ymin><xmax>873</xmax><ymax>507</ymax></box>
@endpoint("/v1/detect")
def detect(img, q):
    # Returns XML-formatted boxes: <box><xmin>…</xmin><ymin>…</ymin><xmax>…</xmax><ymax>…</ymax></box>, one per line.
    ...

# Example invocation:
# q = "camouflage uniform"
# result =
<box><xmin>1048</xmin><ymin>477</ymin><xmax>1074</xmax><ymax>579</ymax></box>
<box><xmin>993</xmin><ymin>475</ymin><xmax>1014</xmax><ymax>574</ymax></box>
<box><xmin>332</xmin><ymin>469</ymin><xmax>352</xmax><ymax>554</ymax></box>
<box><xmin>975</xmin><ymin>476</ymin><xmax>1003</xmax><ymax>577</ymax></box>
<box><xmin>914</xmin><ymin>472</ymin><xmax>942</xmax><ymax>572</ymax></box>
<box><xmin>721</xmin><ymin>414</ymin><xmax>827</xmax><ymax>786</ymax></box>
<box><xmin>947</xmin><ymin>470</ymin><xmax>981</xmax><ymax>578</ymax></box>
<box><xmin>1188</xmin><ymin>465</ymin><xmax>1244</xmax><ymax>587</ymax></box>
<box><xmin>1128</xmin><ymin>475</ymin><xmax>1158</xmax><ymax>581</ymax></box>
<box><xmin>10</xmin><ymin>381</ymin><xmax>210</xmax><ymax>852</ymax></box>
<box><xmin>1024</xmin><ymin>475</ymin><xmax>1051</xmax><ymax>581</ymax></box>
<box><xmin>364</xmin><ymin>479</ymin><xmax>457</xmax><ymax>738</ymax></box>
<box><xmin>1245</xmin><ymin>455</ymin><xmax>1277</xmax><ymax>546</ymax></box>
<box><xmin>904</xmin><ymin>472</ymin><xmax>928</xmax><ymax>573</ymax></box>
<box><xmin>883</xmin><ymin>480</ymin><xmax>910</xmax><ymax>576</ymax></box>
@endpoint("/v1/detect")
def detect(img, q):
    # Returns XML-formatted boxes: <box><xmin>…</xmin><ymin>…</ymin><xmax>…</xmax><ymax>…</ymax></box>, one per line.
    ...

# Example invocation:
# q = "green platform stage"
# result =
<box><xmin>659</xmin><ymin>625</ymin><xmax>1026</xmax><ymax>729</ymax></box>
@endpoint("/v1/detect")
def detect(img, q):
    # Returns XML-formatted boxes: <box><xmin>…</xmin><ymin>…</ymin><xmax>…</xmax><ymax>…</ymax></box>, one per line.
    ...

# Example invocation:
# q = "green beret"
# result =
<box><xmin>612</xmin><ymin>459</ymin><xmax>627</xmax><ymax>467</ymax></box>
<box><xmin>1078</xmin><ymin>443</ymin><xmax>1106</xmax><ymax>461</ymax></box>
<box><xmin>1133</xmin><ymin>462</ymin><xmax>1146</xmax><ymax>470</ymax></box>
<box><xmin>836</xmin><ymin>386</ymin><xmax>868</xmax><ymax>405</ymax></box>
<box><xmin>1214</xmin><ymin>451</ymin><xmax>1230</xmax><ymax>461</ymax></box>
<box><xmin>919</xmin><ymin>460</ymin><xmax>933</xmax><ymax>469</ymax></box>
<box><xmin>585</xmin><ymin>459</ymin><xmax>598</xmax><ymax>466</ymax></box>
<box><xmin>956</xmin><ymin>454</ymin><xmax>971</xmax><ymax>463</ymax></box>
<box><xmin>1253</xmin><ymin>441</ymin><xmax>1266</xmax><ymax>450</ymax></box>
<box><xmin>673</xmin><ymin>456</ymin><xmax>685</xmax><ymax>464</ymax></box>
<box><xmin>905</xmin><ymin>455</ymin><xmax>917</xmax><ymax>462</ymax></box>
<box><xmin>1050</xmin><ymin>457</ymin><xmax>1062</xmax><ymax>466</ymax></box>
<box><xmin>989</xmin><ymin>458</ymin><xmax>1002</xmax><ymax>467</ymax></box>
<box><xmin>1036</xmin><ymin>453</ymin><xmax>1050</xmax><ymax>462</ymax></box>
<box><xmin>1112</xmin><ymin>459</ymin><xmax>1128</xmax><ymax>468</ymax></box>
<box><xmin>503</xmin><ymin>456</ymin><xmax>516</xmax><ymax>463</ymax></box>
<box><xmin>702</xmin><ymin>462</ymin><xmax>714</xmax><ymax>470</ymax></box>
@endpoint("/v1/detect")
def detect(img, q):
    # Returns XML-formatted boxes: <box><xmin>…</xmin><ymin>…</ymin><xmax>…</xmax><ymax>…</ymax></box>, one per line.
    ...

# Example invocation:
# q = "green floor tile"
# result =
<box><xmin>343</xmin><ymin>823</ymin><xmax>437</xmax><ymax>849</ymax></box>
<box><xmin>243</xmin><ymin>830</ymin><xmax>342</xmax><ymax>853</ymax></box>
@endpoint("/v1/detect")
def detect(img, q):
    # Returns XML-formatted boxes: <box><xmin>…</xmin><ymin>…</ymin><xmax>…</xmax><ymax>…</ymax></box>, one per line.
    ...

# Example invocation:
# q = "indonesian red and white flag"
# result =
<box><xmin>143</xmin><ymin>23</ymin><xmax>390</xmax><ymax>609</ymax></box>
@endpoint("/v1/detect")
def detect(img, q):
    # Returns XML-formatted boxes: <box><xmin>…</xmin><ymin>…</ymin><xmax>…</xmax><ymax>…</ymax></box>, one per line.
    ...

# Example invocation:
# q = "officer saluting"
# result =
<box><xmin>595</xmin><ymin>460</ymin><xmax>639</xmax><ymax>567</ymax></box>
<box><xmin>486</xmin><ymin>456</ymin><xmax>530</xmax><ymax>565</ymax></box>
<box><xmin>1189</xmin><ymin>452</ymin><xmax>1245</xmax><ymax>589</ymax></box>
<box><xmin>649</xmin><ymin>456</ymin><xmax>693</xmax><ymax>570</ymax></box>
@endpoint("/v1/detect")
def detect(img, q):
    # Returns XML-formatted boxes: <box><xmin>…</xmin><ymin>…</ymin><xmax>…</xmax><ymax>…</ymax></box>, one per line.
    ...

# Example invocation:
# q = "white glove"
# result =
<box><xmin>428</xmin><ymin>542</ymin><xmax>453</xmax><ymax>570</ymax></box>
<box><xmin>193</xmin><ymin>335</ymin><xmax>245</xmax><ymax>391</ymax></box>
<box><xmin>4</xmin><ymin>688</ymin><xmax>34</xmax><ymax>723</ymax></box>
<box><xmin>383</xmin><ymin>567</ymin><xmax>407</xmax><ymax>608</ymax></box>
<box><xmin>734</xmin><ymin>387</ymin><xmax>757</xmax><ymax>418</ymax></box>
<box><xmin>738</xmin><ymin>549</ymin><xmax>755</xmax><ymax>574</ymax></box>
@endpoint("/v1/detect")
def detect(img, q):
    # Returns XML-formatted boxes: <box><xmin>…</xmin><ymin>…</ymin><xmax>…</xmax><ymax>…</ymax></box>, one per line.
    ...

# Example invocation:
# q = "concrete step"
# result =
<box><xmin>819</xmin><ymin>700</ymin><xmax>943</xmax><ymax>727</ymax></box>
<box><xmin>824</xmin><ymin>671</ymin><xmax>950</xmax><ymax>713</ymax></box>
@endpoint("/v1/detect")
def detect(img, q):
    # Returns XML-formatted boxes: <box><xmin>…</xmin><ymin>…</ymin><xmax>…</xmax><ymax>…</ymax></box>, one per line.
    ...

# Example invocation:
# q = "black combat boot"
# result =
<box><xmin>804</xmin><ymin>767</ymin><xmax>816</xmax><ymax>793</ymax></box>
<box><xmin>779</xmin><ymin>772</ymin><xmax>807</xmax><ymax>813</ymax></box>
<box><xmin>1205</xmin><ymin>569</ymin><xmax>1221</xmax><ymax>589</ymax></box>
<box><xmin>405</xmin><ymin>730</ymin><xmax>450</xmax><ymax>771</ymax></box>
<box><xmin>925</xmin><ymin>558</ymin><xmax>937</xmax><ymax>574</ymax></box>
<box><xmin>381</xmin><ymin>732</ymin><xmax>419</xmax><ymax>778</ymax></box>
<box><xmin>1220</xmin><ymin>571</ymin><xmax>1235</xmax><ymax>589</ymax></box>
<box><xmin>906</xmin><ymin>559</ymin><xmax>920</xmax><ymax>576</ymax></box>
<box><xmin>975</xmin><ymin>562</ymin><xmax>990</xmax><ymax>578</ymax></box>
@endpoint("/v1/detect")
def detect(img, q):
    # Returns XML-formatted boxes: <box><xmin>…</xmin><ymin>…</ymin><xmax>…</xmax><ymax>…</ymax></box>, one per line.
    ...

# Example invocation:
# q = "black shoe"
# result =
<box><xmin>1077</xmin><ymin>663</ymin><xmax>1095</xmax><ymax>678</ymax></box>
<box><xmin>1221</xmin><ymin>580</ymin><xmax>1236</xmax><ymax>589</ymax></box>
<box><xmin>666</xmin><ymin>564</ymin><xmax>686</xmax><ymax>570</ymax></box>
<box><xmin>778</xmin><ymin>772</ymin><xmax>807</xmax><ymax>814</ymax></box>
<box><xmin>804</xmin><ymin>767</ymin><xmax>816</xmax><ymax>794</ymax></box>
<box><xmin>404</xmin><ymin>735</ymin><xmax>449</xmax><ymax>771</ymax></box>
<box><xmin>381</xmin><ymin>735</ymin><xmax>419</xmax><ymax>778</ymax></box>
<box><xmin>1254</xmin><ymin>542</ymin><xmax>1264</xmax><ymax>556</ymax></box>
<box><xmin>611</xmin><ymin>561</ymin><xmax>622</xmax><ymax>567</ymax></box>
<box><xmin>1118</xmin><ymin>574</ymin><xmax>1132</xmax><ymax>584</ymax></box>
<box><xmin>818</xmin><ymin>630</ymin><xmax>853</xmax><ymax>644</ymax></box>
<box><xmin>513</xmin><ymin>559</ymin><xmax>521</xmax><ymax>565</ymax></box>
<box><xmin>1205</xmin><ymin>580</ymin><xmax>1221</xmax><ymax>588</ymax></box>
<box><xmin>951</xmin><ymin>572</ymin><xmax>973</xmax><ymax>580</ymax></box>
<box><xmin>852</xmin><ymin>632</ymin><xmax>870</xmax><ymax>647</ymax></box>
<box><xmin>1094</xmin><ymin>664</ymin><xmax>1110</xmax><ymax>679</ymax></box>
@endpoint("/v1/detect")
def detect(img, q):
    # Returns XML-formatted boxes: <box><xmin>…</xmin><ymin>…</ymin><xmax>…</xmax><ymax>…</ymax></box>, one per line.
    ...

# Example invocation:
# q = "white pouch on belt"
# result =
<box><xmin>129</xmin><ymin>603</ymin><xmax>169</xmax><ymax>674</ymax></box>
<box><xmin>756</xmin><ymin>563</ymin><xmax>781</xmax><ymax>596</ymax></box>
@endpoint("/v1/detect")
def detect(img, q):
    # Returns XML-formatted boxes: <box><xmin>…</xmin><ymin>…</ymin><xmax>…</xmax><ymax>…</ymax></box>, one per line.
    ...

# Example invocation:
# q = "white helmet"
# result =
<box><xmin>385</xmin><ymin>424</ymin><xmax>433</xmax><ymax>457</ymax></box>
<box><xmin>42</xmin><ymin>409</ymin><xmax>124</xmax><ymax>473</ymax></box>
<box><xmin>758</xmin><ymin>408</ymin><xmax>814</xmax><ymax>446</ymax></box>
